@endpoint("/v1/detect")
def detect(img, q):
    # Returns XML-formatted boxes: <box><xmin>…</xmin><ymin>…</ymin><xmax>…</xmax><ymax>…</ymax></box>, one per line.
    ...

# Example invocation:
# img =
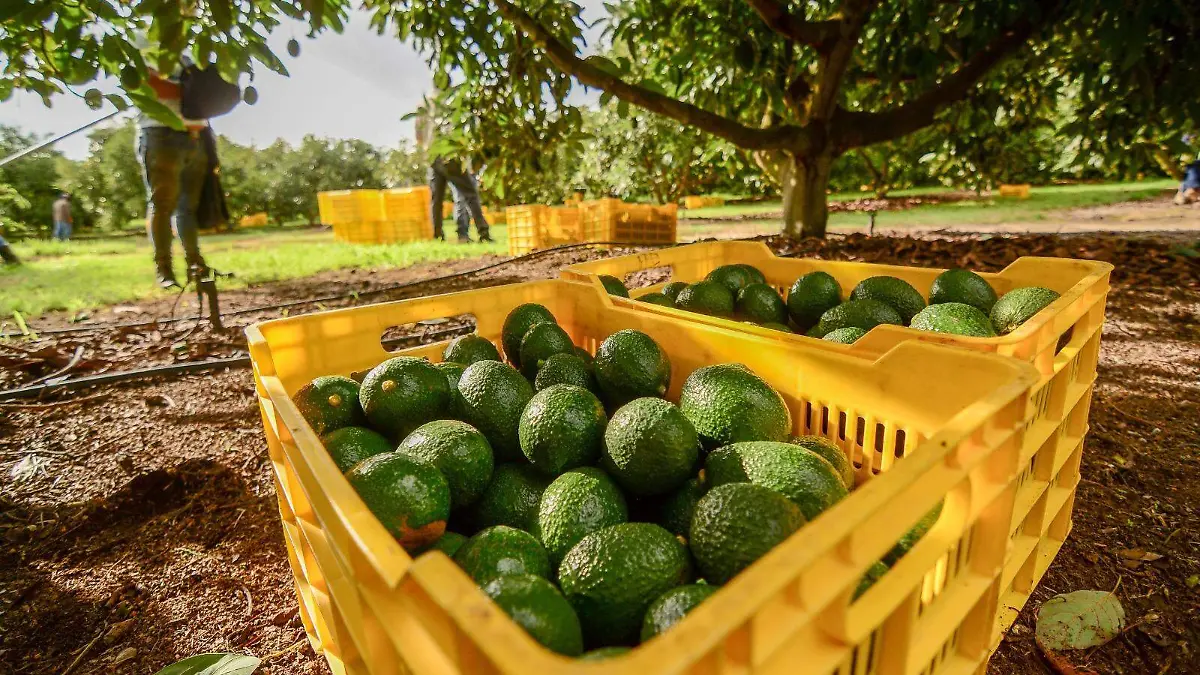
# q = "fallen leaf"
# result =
<box><xmin>1117</xmin><ymin>548</ymin><xmax>1163</xmax><ymax>562</ymax></box>
<box><xmin>154</xmin><ymin>653</ymin><xmax>260</xmax><ymax>675</ymax></box>
<box><xmin>1035</xmin><ymin>590</ymin><xmax>1126</xmax><ymax>651</ymax></box>
<box><xmin>112</xmin><ymin>647</ymin><xmax>138</xmax><ymax>665</ymax></box>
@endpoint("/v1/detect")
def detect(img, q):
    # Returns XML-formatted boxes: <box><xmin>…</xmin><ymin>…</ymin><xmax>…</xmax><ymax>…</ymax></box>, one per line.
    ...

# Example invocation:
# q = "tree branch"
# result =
<box><xmin>809</xmin><ymin>0</ymin><xmax>877</xmax><ymax>122</ymax></box>
<box><xmin>832</xmin><ymin>4</ymin><xmax>1059</xmax><ymax>149</ymax></box>
<box><xmin>492</xmin><ymin>0</ymin><xmax>806</xmax><ymax>152</ymax></box>
<box><xmin>744</xmin><ymin>0</ymin><xmax>841</xmax><ymax>52</ymax></box>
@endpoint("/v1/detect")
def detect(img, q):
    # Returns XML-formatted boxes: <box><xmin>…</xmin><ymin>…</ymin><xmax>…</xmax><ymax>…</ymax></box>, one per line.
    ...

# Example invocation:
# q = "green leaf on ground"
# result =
<box><xmin>1035</xmin><ymin>590</ymin><xmax>1125</xmax><ymax>651</ymax></box>
<box><xmin>154</xmin><ymin>653</ymin><xmax>261</xmax><ymax>675</ymax></box>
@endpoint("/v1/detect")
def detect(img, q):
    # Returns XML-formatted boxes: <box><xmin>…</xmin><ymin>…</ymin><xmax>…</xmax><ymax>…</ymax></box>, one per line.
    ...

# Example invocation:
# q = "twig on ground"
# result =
<box><xmin>260</xmin><ymin>638</ymin><xmax>308</xmax><ymax>663</ymax></box>
<box><xmin>26</xmin><ymin>346</ymin><xmax>85</xmax><ymax>386</ymax></box>
<box><xmin>59</xmin><ymin>622</ymin><xmax>107</xmax><ymax>675</ymax></box>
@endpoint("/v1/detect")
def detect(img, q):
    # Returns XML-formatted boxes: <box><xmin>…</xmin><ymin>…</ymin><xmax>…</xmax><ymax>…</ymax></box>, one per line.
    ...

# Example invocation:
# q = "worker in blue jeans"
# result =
<box><xmin>428</xmin><ymin>157</ymin><xmax>492</xmax><ymax>243</ymax></box>
<box><xmin>52</xmin><ymin>193</ymin><xmax>73</xmax><ymax>241</ymax></box>
<box><xmin>137</xmin><ymin>81</ymin><xmax>210</xmax><ymax>288</ymax></box>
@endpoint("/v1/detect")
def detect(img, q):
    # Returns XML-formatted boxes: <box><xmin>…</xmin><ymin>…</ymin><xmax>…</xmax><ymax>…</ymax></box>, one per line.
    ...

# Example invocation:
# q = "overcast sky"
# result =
<box><xmin>1</xmin><ymin>4</ymin><xmax>606</xmax><ymax>160</ymax></box>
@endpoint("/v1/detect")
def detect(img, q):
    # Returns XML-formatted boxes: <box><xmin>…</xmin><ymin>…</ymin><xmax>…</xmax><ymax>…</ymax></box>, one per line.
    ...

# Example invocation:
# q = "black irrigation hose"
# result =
<box><xmin>0</xmin><ymin>323</ymin><xmax>478</xmax><ymax>402</ymax></box>
<box><xmin>1</xmin><ymin>240</ymin><xmax>679</xmax><ymax>339</ymax></box>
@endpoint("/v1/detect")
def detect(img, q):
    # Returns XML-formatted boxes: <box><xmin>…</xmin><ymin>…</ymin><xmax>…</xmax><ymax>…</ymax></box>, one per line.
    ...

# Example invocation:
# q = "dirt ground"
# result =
<box><xmin>1</xmin><ymin>232</ymin><xmax>1198</xmax><ymax>674</ymax></box>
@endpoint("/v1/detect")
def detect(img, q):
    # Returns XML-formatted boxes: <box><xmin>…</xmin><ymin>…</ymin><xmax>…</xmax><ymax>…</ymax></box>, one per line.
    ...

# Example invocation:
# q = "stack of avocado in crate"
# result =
<box><xmin>318</xmin><ymin>188</ymin><xmax>433</xmax><ymax>244</ymax></box>
<box><xmin>563</xmin><ymin>240</ymin><xmax>1112</xmax><ymax>649</ymax></box>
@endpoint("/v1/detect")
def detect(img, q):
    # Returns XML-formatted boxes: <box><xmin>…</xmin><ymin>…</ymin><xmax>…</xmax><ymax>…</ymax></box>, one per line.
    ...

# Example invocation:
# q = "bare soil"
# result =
<box><xmin>2</xmin><ymin>233</ymin><xmax>1198</xmax><ymax>674</ymax></box>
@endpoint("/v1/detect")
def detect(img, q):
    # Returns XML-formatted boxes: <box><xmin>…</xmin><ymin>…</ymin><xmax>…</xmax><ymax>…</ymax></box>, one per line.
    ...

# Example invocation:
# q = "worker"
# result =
<box><xmin>0</xmin><ymin>233</ymin><xmax>18</xmax><ymax>265</ymax></box>
<box><xmin>51</xmin><ymin>192</ymin><xmax>72</xmax><ymax>241</ymax></box>
<box><xmin>415</xmin><ymin>103</ymin><xmax>492</xmax><ymax>243</ymax></box>
<box><xmin>1175</xmin><ymin>159</ymin><xmax>1200</xmax><ymax>205</ymax></box>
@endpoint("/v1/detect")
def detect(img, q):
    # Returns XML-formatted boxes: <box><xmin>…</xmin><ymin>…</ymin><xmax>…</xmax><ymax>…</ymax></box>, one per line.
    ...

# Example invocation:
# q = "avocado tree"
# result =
<box><xmin>4</xmin><ymin>1</ymin><xmax>1196</xmax><ymax>237</ymax></box>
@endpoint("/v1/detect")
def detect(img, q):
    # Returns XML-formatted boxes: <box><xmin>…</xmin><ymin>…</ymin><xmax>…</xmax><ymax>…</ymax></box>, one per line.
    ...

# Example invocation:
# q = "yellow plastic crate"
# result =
<box><xmin>682</xmin><ymin>195</ymin><xmax>726</xmax><ymax>209</ymax></box>
<box><xmin>331</xmin><ymin>221</ymin><xmax>378</xmax><ymax>244</ymax></box>
<box><xmin>579</xmin><ymin>199</ymin><xmax>677</xmax><ymax>248</ymax></box>
<box><xmin>562</xmin><ymin>240</ymin><xmax>1111</xmax><ymax>642</ymax></box>
<box><xmin>319</xmin><ymin>190</ymin><xmax>386</xmax><ymax>225</ymax></box>
<box><xmin>247</xmin><ymin>279</ymin><xmax>1040</xmax><ymax>675</ymax></box>
<box><xmin>239</xmin><ymin>212</ymin><xmax>269</xmax><ymax>228</ymax></box>
<box><xmin>504</xmin><ymin>204</ymin><xmax>583</xmax><ymax>255</ymax></box>
<box><xmin>998</xmin><ymin>184</ymin><xmax>1031</xmax><ymax>199</ymax></box>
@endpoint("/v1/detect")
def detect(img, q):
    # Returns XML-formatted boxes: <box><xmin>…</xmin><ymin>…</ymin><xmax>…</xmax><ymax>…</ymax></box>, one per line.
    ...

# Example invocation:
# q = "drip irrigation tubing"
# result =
<box><xmin>0</xmin><ymin>240</ymin><xmax>679</xmax><ymax>340</ymax></box>
<box><xmin>0</xmin><ymin>323</ymin><xmax>475</xmax><ymax>401</ymax></box>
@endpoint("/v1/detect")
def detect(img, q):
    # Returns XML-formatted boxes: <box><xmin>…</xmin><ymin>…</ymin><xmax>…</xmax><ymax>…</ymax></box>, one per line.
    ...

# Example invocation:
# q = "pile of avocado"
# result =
<box><xmin>293</xmin><ymin>302</ymin><xmax>940</xmax><ymax>657</ymax></box>
<box><xmin>610</xmin><ymin>262</ymin><xmax>1060</xmax><ymax>345</ymax></box>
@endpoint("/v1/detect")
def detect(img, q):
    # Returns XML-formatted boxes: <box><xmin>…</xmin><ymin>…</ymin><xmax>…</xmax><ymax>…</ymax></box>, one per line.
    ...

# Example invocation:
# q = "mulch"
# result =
<box><xmin>1</xmin><ymin>232</ymin><xmax>1197</xmax><ymax>674</ymax></box>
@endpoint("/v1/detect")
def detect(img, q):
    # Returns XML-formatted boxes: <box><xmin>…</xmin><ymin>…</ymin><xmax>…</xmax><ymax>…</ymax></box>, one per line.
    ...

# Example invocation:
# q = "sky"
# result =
<box><xmin>0</xmin><ymin>3</ymin><xmax>606</xmax><ymax>160</ymax></box>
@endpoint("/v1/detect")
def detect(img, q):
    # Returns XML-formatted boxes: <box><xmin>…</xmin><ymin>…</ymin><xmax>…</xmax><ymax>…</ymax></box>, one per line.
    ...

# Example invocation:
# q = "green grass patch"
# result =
<box><xmin>1</xmin><ymin>224</ymin><xmax>506</xmax><ymax>318</ymax></box>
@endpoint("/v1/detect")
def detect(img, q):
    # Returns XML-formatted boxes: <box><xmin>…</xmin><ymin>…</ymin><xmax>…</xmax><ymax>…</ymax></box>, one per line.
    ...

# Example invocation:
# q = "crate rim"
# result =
<box><xmin>561</xmin><ymin>240</ymin><xmax>1113</xmax><ymax>349</ymax></box>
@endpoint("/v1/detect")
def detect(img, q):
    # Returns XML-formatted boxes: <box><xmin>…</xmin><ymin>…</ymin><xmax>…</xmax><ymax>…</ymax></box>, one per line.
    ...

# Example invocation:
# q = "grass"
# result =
<box><xmin>1</xmin><ymin>224</ymin><xmax>507</xmax><ymax>318</ymax></box>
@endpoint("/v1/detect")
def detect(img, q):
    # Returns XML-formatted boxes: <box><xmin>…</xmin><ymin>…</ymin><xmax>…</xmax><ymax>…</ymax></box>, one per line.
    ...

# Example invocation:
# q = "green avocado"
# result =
<box><xmin>929</xmin><ymin>268</ymin><xmax>998</xmax><ymax>313</ymax></box>
<box><xmin>689</xmin><ymin>482</ymin><xmax>805</xmax><ymax>584</ymax></box>
<box><xmin>849</xmin><ymin>276</ymin><xmax>926</xmax><ymax>323</ymax></box>
<box><xmin>675</xmin><ymin>280</ymin><xmax>735</xmax><ymax>317</ymax></box>
<box><xmin>295</xmin><ymin>375</ymin><xmax>365</xmax><ymax>435</ymax></box>
<box><xmin>787</xmin><ymin>271</ymin><xmax>841</xmax><ymax>329</ymax></box>
<box><xmin>990</xmin><ymin>287</ymin><xmax>1060</xmax><ymax>335</ymax></box>
<box><xmin>678</xmin><ymin>363</ymin><xmax>790</xmax><ymax>450</ymax></box>
<box><xmin>483</xmin><ymin>574</ymin><xmax>584</xmax><ymax>656</ymax></box>
<box><xmin>359</xmin><ymin>357</ymin><xmax>451</xmax><ymax>441</ymax></box>
<box><xmin>346</xmin><ymin>451</ymin><xmax>451</xmax><ymax>552</ymax></box>
<box><xmin>592</xmin><ymin>329</ymin><xmax>671</xmax><ymax>408</ymax></box>
<box><xmin>602</xmin><ymin>397</ymin><xmax>699</xmax><ymax>497</ymax></box>
<box><xmin>640</xmin><ymin>584</ymin><xmax>718</xmax><ymax>642</ymax></box>
<box><xmin>320</xmin><ymin>426</ymin><xmax>392</xmax><ymax>473</ymax></box>
<box><xmin>456</xmin><ymin>361</ymin><xmax>535</xmax><ymax>462</ymax></box>
<box><xmin>443</xmin><ymin>334</ymin><xmax>502</xmax><ymax>366</ymax></box>
<box><xmin>534</xmin><ymin>467</ymin><xmax>628</xmax><ymax>565</ymax></box>
<box><xmin>397</xmin><ymin>419</ymin><xmax>494</xmax><ymax>510</ymax></box>
<box><xmin>502</xmin><ymin>303</ymin><xmax>557</xmax><ymax>367</ymax></box>
<box><xmin>910</xmin><ymin>303</ymin><xmax>997</xmax><ymax>337</ymax></box>
<box><xmin>705</xmin><ymin>441</ymin><xmax>848</xmax><ymax>520</ymax></box>
<box><xmin>454</xmin><ymin>525</ymin><xmax>551</xmax><ymax>583</ymax></box>
<box><xmin>519</xmin><ymin>384</ymin><xmax>608</xmax><ymax>476</ymax></box>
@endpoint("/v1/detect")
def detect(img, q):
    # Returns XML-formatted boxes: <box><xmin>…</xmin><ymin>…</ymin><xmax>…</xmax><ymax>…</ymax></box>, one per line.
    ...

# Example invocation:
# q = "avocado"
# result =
<box><xmin>661</xmin><ymin>281</ymin><xmax>689</xmax><ymax>302</ymax></box>
<box><xmin>579</xmin><ymin>647</ymin><xmax>630</xmax><ymax>661</ymax></box>
<box><xmin>453</xmin><ymin>525</ymin><xmax>551</xmax><ymax>583</ymax></box>
<box><xmin>359</xmin><ymin>357</ymin><xmax>451</xmax><ymax>441</ymax></box>
<box><xmin>929</xmin><ymin>268</ymin><xmax>997</xmax><ymax>313</ymax></box>
<box><xmin>518</xmin><ymin>321</ymin><xmax>576</xmax><ymax>379</ymax></box>
<box><xmin>910</xmin><ymin>302</ymin><xmax>997</xmax><ymax>337</ymax></box>
<box><xmin>705</xmin><ymin>264</ymin><xmax>756</xmax><ymax>295</ymax></box>
<box><xmin>883</xmin><ymin>501</ymin><xmax>943</xmax><ymax>566</ymax></box>
<box><xmin>653</xmin><ymin>475</ymin><xmax>706</xmax><ymax>537</ymax></box>
<box><xmin>558</xmin><ymin>523</ymin><xmax>692</xmax><ymax>647</ymax></box>
<box><xmin>854</xmin><ymin>560</ymin><xmax>889</xmax><ymax>600</ymax></box>
<box><xmin>426</xmin><ymin>531</ymin><xmax>467</xmax><ymax>557</ymax></box>
<box><xmin>534</xmin><ymin>467</ymin><xmax>628</xmax><ymax>565</ymax></box>
<box><xmin>675</xmin><ymin>280</ymin><xmax>735</xmax><ymax>317</ymax></box>
<box><xmin>849</xmin><ymin>276</ymin><xmax>926</xmax><ymax>323</ymax></box>
<box><xmin>822</xmin><ymin>326</ymin><xmax>868</xmax><ymax>344</ymax></box>
<box><xmin>519</xmin><ymin>385</ymin><xmax>608</xmax><ymax>476</ymax></box>
<box><xmin>761</xmin><ymin>322</ymin><xmax>793</xmax><ymax>333</ymax></box>
<box><xmin>467</xmin><ymin>463</ymin><xmax>553</xmax><ymax>532</ymax></box>
<box><xmin>602</xmin><ymin>397</ymin><xmax>699</xmax><ymax>497</ymax></box>
<box><xmin>813</xmin><ymin>299</ymin><xmax>903</xmax><ymax>337</ymax></box>
<box><xmin>443</xmin><ymin>334</ymin><xmax>502</xmax><ymax>366</ymax></box>
<box><xmin>788</xmin><ymin>435</ymin><xmax>854</xmax><ymax>488</ymax></box>
<box><xmin>457</xmin><ymin>361</ymin><xmax>535</xmax><ymax>462</ymax></box>
<box><xmin>736</xmin><ymin>283</ymin><xmax>788</xmax><ymax>325</ymax></box>
<box><xmin>434</xmin><ymin>361</ymin><xmax>467</xmax><ymax>419</ymax></box>
<box><xmin>598</xmin><ymin>274</ymin><xmax>630</xmax><ymax>298</ymax></box>
<box><xmin>533</xmin><ymin>353</ymin><xmax>595</xmax><ymax>393</ymax></box>
<box><xmin>637</xmin><ymin>292</ymin><xmax>675</xmax><ymax>307</ymax></box>
<box><xmin>640</xmin><ymin>584</ymin><xmax>718</xmax><ymax>642</ymax></box>
<box><xmin>689</xmin><ymin>482</ymin><xmax>805</xmax><ymax>584</ymax></box>
<box><xmin>346</xmin><ymin>451</ymin><xmax>451</xmax><ymax>552</ymax></box>
<box><xmin>483</xmin><ymin>574</ymin><xmax>584</xmax><ymax>656</ymax></box>
<box><xmin>397</xmin><ymin>419</ymin><xmax>495</xmax><ymax>510</ymax></box>
<box><xmin>705</xmin><ymin>441</ymin><xmax>848</xmax><ymax>520</ymax></box>
<box><xmin>990</xmin><ymin>287</ymin><xmax>1060</xmax><ymax>335</ymax></box>
<box><xmin>320</xmin><ymin>426</ymin><xmax>392</xmax><ymax>473</ymax></box>
<box><xmin>736</xmin><ymin>264</ymin><xmax>767</xmax><ymax>286</ymax></box>
<box><xmin>295</xmin><ymin>375</ymin><xmax>365</xmax><ymax>435</ymax></box>
<box><xmin>787</xmin><ymin>271</ymin><xmax>841</xmax><ymax>329</ymax></box>
<box><xmin>502</xmin><ymin>303</ymin><xmax>557</xmax><ymax>367</ymax></box>
<box><xmin>592</xmin><ymin>329</ymin><xmax>671</xmax><ymax>408</ymax></box>
<box><xmin>678</xmin><ymin>363</ymin><xmax>791</xmax><ymax>450</ymax></box>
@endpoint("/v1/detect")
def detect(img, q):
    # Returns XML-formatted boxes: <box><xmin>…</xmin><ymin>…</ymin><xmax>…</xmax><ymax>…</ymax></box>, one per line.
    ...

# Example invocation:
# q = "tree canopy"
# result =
<box><xmin>2</xmin><ymin>1</ymin><xmax>1196</xmax><ymax>237</ymax></box>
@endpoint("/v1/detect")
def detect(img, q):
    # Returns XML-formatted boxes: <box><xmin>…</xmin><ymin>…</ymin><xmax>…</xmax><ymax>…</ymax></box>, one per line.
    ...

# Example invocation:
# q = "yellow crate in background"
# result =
<box><xmin>380</xmin><ymin>187</ymin><xmax>434</xmax><ymax>242</ymax></box>
<box><xmin>579</xmin><ymin>198</ymin><xmax>676</xmax><ymax>247</ymax></box>
<box><xmin>505</xmin><ymin>204</ymin><xmax>582</xmax><ymax>255</ymax></box>
<box><xmin>331</xmin><ymin>221</ymin><xmax>377</xmax><ymax>244</ymax></box>
<box><xmin>318</xmin><ymin>190</ymin><xmax>385</xmax><ymax>225</ymax></box>
<box><xmin>682</xmin><ymin>195</ymin><xmax>726</xmax><ymax>209</ymax></box>
<box><xmin>239</xmin><ymin>212</ymin><xmax>269</xmax><ymax>228</ymax></box>
<box><xmin>562</xmin><ymin>240</ymin><xmax>1112</xmax><ymax>643</ymax></box>
<box><xmin>999</xmin><ymin>184</ymin><xmax>1032</xmax><ymax>199</ymax></box>
<box><xmin>248</xmin><ymin>278</ymin><xmax>1038</xmax><ymax>675</ymax></box>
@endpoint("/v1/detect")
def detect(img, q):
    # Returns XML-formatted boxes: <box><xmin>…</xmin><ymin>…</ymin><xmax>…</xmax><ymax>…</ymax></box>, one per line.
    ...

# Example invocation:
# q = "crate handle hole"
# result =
<box><xmin>380</xmin><ymin>314</ymin><xmax>478</xmax><ymax>353</ymax></box>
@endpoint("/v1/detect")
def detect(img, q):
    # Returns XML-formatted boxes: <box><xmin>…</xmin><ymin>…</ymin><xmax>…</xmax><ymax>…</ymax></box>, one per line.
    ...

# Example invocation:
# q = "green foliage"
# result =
<box><xmin>0</xmin><ymin>126</ymin><xmax>65</xmax><ymax>239</ymax></box>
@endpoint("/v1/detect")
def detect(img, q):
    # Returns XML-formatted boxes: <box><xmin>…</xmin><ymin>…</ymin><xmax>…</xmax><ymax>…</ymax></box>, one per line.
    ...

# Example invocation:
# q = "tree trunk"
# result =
<box><xmin>781</xmin><ymin>153</ymin><xmax>834</xmax><ymax>238</ymax></box>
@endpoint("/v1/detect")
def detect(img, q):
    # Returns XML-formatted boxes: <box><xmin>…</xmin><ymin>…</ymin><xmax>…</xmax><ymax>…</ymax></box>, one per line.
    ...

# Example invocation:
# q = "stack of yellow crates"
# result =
<box><xmin>318</xmin><ymin>188</ymin><xmax>433</xmax><ymax>244</ymax></box>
